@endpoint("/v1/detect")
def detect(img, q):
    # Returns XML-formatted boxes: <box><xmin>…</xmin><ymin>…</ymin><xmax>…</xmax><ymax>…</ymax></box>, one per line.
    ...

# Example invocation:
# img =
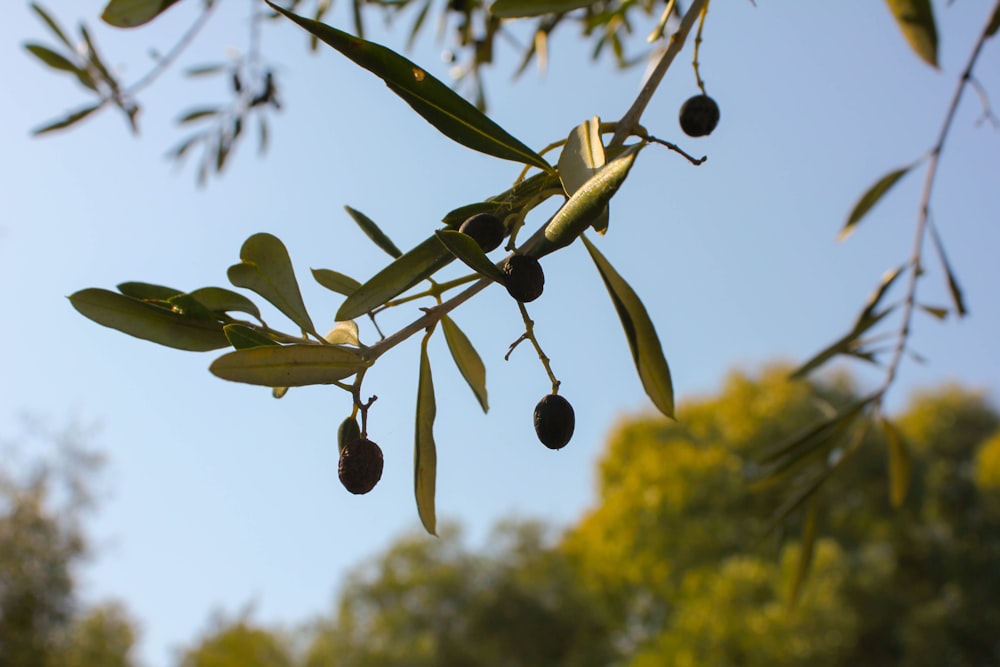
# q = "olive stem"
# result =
<box><xmin>505</xmin><ymin>302</ymin><xmax>561</xmax><ymax>394</ymax></box>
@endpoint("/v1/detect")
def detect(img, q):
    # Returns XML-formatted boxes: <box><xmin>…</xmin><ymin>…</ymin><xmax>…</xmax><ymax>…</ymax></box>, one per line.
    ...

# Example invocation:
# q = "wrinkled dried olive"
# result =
<box><xmin>502</xmin><ymin>254</ymin><xmax>544</xmax><ymax>303</ymax></box>
<box><xmin>338</xmin><ymin>437</ymin><xmax>384</xmax><ymax>494</ymax></box>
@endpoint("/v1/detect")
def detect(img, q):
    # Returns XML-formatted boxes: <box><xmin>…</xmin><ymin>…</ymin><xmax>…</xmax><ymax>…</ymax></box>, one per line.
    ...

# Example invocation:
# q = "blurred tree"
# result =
<box><xmin>176</xmin><ymin>616</ymin><xmax>296</xmax><ymax>667</ymax></box>
<box><xmin>0</xmin><ymin>423</ymin><xmax>139</xmax><ymax>667</ymax></box>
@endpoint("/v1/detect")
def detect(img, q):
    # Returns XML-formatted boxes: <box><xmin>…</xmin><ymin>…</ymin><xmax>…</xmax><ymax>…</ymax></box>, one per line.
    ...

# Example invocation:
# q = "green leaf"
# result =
<box><xmin>839</xmin><ymin>165</ymin><xmax>913</xmax><ymax>241</ymax></box>
<box><xmin>311</xmin><ymin>268</ymin><xmax>362</xmax><ymax>297</ymax></box>
<box><xmin>337</xmin><ymin>416</ymin><xmax>361</xmax><ymax>455</ymax></box>
<box><xmin>788</xmin><ymin>498</ymin><xmax>818</xmax><ymax>610</ymax></box>
<box><xmin>324</xmin><ymin>320</ymin><xmax>360</xmax><ymax>346</ymax></box>
<box><xmin>223</xmin><ymin>323</ymin><xmax>278</xmax><ymax>350</ymax></box>
<box><xmin>227</xmin><ymin>233</ymin><xmax>318</xmax><ymax>336</ymax></box>
<box><xmin>434</xmin><ymin>230</ymin><xmax>505</xmax><ymax>283</ymax></box>
<box><xmin>336</xmin><ymin>236</ymin><xmax>454</xmax><ymax>321</ymax></box>
<box><xmin>188</xmin><ymin>287</ymin><xmax>262</xmax><ymax>320</ymax></box>
<box><xmin>987</xmin><ymin>3</ymin><xmax>1000</xmax><ymax>38</ymax></box>
<box><xmin>24</xmin><ymin>44</ymin><xmax>79</xmax><ymax>74</ymax></box>
<box><xmin>31</xmin><ymin>4</ymin><xmax>74</xmax><ymax>49</ymax></box>
<box><xmin>116</xmin><ymin>281</ymin><xmax>182</xmax><ymax>300</ymax></box>
<box><xmin>490</xmin><ymin>0</ymin><xmax>598</xmax><ymax>18</ymax></box>
<box><xmin>32</xmin><ymin>104</ymin><xmax>103</xmax><ymax>136</ymax></box>
<box><xmin>918</xmin><ymin>304</ymin><xmax>949</xmax><ymax>320</ymax></box>
<box><xmin>928</xmin><ymin>221</ymin><xmax>967</xmax><ymax>317</ymax></box>
<box><xmin>791</xmin><ymin>308</ymin><xmax>893</xmax><ymax>380</ymax></box>
<box><xmin>441</xmin><ymin>315</ymin><xmax>488</xmax><ymax>412</ymax></box>
<box><xmin>184</xmin><ymin>63</ymin><xmax>227</xmax><ymax>77</ymax></box>
<box><xmin>854</xmin><ymin>264</ymin><xmax>906</xmax><ymax>329</ymax></box>
<box><xmin>557</xmin><ymin>116</ymin><xmax>609</xmax><ymax>233</ymax></box>
<box><xmin>266</xmin><ymin>2</ymin><xmax>550</xmax><ymax>171</ymax></box>
<box><xmin>415</xmin><ymin>336</ymin><xmax>438</xmax><ymax>535</ymax></box>
<box><xmin>344</xmin><ymin>206</ymin><xmax>402</xmax><ymax>259</ymax></box>
<box><xmin>882</xmin><ymin>417</ymin><xmax>911</xmax><ymax>507</ymax></box>
<box><xmin>536</xmin><ymin>147</ymin><xmax>638</xmax><ymax>257</ymax></box>
<box><xmin>70</xmin><ymin>288</ymin><xmax>229</xmax><ymax>351</ymax></box>
<box><xmin>209</xmin><ymin>344</ymin><xmax>372</xmax><ymax>386</ymax></box>
<box><xmin>581</xmin><ymin>234</ymin><xmax>673</xmax><ymax>418</ymax></box>
<box><xmin>101</xmin><ymin>0</ymin><xmax>183</xmax><ymax>28</ymax></box>
<box><xmin>884</xmin><ymin>0</ymin><xmax>939</xmax><ymax>67</ymax></box>
<box><xmin>441</xmin><ymin>202</ymin><xmax>505</xmax><ymax>227</ymax></box>
<box><xmin>177</xmin><ymin>108</ymin><xmax>219</xmax><ymax>124</ymax></box>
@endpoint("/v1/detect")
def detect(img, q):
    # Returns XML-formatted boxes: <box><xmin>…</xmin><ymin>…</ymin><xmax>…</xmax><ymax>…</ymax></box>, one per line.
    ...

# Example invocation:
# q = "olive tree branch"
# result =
<box><xmin>125</xmin><ymin>0</ymin><xmax>219</xmax><ymax>95</ymax></box>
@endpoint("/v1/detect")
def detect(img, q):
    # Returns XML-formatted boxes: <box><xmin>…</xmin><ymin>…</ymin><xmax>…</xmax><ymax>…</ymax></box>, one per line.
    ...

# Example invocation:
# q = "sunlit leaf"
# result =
<box><xmin>32</xmin><ymin>104</ymin><xmax>103</xmax><ymax>136</ymax></box>
<box><xmin>538</xmin><ymin>148</ymin><xmax>638</xmax><ymax>256</ymax></box>
<box><xmin>441</xmin><ymin>315</ymin><xmax>488</xmax><ymax>412</ymax></box>
<box><xmin>435</xmin><ymin>230</ymin><xmax>505</xmax><ymax>283</ymax></box>
<box><xmin>490</xmin><ymin>0</ymin><xmax>598</xmax><ymax>17</ymax></box>
<box><xmin>311</xmin><ymin>268</ymin><xmax>362</xmax><ymax>297</ymax></box>
<box><xmin>882</xmin><ymin>417</ymin><xmax>911</xmax><ymax>507</ymax></box>
<box><xmin>581</xmin><ymin>234</ymin><xmax>673</xmax><ymax>418</ymax></box>
<box><xmin>344</xmin><ymin>205</ymin><xmax>402</xmax><ymax>259</ymax></box>
<box><xmin>839</xmin><ymin>165</ymin><xmax>913</xmax><ymax>241</ymax></box>
<box><xmin>70</xmin><ymin>288</ymin><xmax>229</xmax><ymax>351</ymax></box>
<box><xmin>557</xmin><ymin>116</ymin><xmax>609</xmax><ymax>233</ymax></box>
<box><xmin>336</xmin><ymin>236</ymin><xmax>453</xmax><ymax>321</ymax></box>
<box><xmin>928</xmin><ymin>220</ymin><xmax>967</xmax><ymax>316</ymax></box>
<box><xmin>101</xmin><ymin>0</ymin><xmax>183</xmax><ymax>28</ymax></box>
<box><xmin>415</xmin><ymin>336</ymin><xmax>438</xmax><ymax>535</ymax></box>
<box><xmin>227</xmin><ymin>233</ymin><xmax>318</xmax><ymax>336</ymax></box>
<box><xmin>209</xmin><ymin>344</ymin><xmax>371</xmax><ymax>386</ymax></box>
<box><xmin>223</xmin><ymin>323</ymin><xmax>278</xmax><ymax>349</ymax></box>
<box><xmin>788</xmin><ymin>498</ymin><xmax>818</xmax><ymax>610</ymax></box>
<box><xmin>884</xmin><ymin>0</ymin><xmax>939</xmax><ymax>67</ymax></box>
<box><xmin>117</xmin><ymin>281</ymin><xmax>182</xmax><ymax>300</ymax></box>
<box><xmin>188</xmin><ymin>287</ymin><xmax>262</xmax><ymax>320</ymax></box>
<box><xmin>325</xmin><ymin>320</ymin><xmax>360</xmax><ymax>346</ymax></box>
<box><xmin>266</xmin><ymin>2</ymin><xmax>551</xmax><ymax>171</ymax></box>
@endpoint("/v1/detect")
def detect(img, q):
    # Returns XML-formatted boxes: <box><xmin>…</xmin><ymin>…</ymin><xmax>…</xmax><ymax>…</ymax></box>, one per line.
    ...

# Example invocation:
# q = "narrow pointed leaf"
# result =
<box><xmin>210</xmin><ymin>344</ymin><xmax>371</xmax><ymax>386</ymax></box>
<box><xmin>581</xmin><ymin>234</ymin><xmax>673</xmax><ymax>418</ymax></box>
<box><xmin>987</xmin><ymin>3</ymin><xmax>1000</xmax><ymax>37</ymax></box>
<box><xmin>32</xmin><ymin>104</ymin><xmax>103</xmax><ymax>136</ymax></box>
<box><xmin>223</xmin><ymin>324</ymin><xmax>278</xmax><ymax>349</ymax></box>
<box><xmin>558</xmin><ymin>116</ymin><xmax>609</xmax><ymax>233</ymax></box>
<box><xmin>883</xmin><ymin>417</ymin><xmax>911</xmax><ymax>507</ymax></box>
<box><xmin>490</xmin><ymin>0</ymin><xmax>598</xmax><ymax>17</ymax></box>
<box><xmin>839</xmin><ymin>165</ymin><xmax>913</xmax><ymax>241</ymax></box>
<box><xmin>884</xmin><ymin>0</ymin><xmax>939</xmax><ymax>67</ymax></box>
<box><xmin>918</xmin><ymin>304</ymin><xmax>949</xmax><ymax>320</ymax></box>
<box><xmin>227</xmin><ymin>233</ymin><xmax>318</xmax><ymax>336</ymax></box>
<box><xmin>117</xmin><ymin>281</ymin><xmax>182</xmax><ymax>300</ymax></box>
<box><xmin>791</xmin><ymin>308</ymin><xmax>893</xmax><ymax>380</ymax></box>
<box><xmin>311</xmin><ymin>268</ymin><xmax>362</xmax><ymax>297</ymax></box>
<box><xmin>415</xmin><ymin>337</ymin><xmax>438</xmax><ymax>535</ymax></box>
<box><xmin>188</xmin><ymin>287</ymin><xmax>262</xmax><ymax>320</ymax></box>
<box><xmin>267</xmin><ymin>2</ymin><xmax>550</xmax><ymax>171</ymax></box>
<box><xmin>435</xmin><ymin>230</ymin><xmax>505</xmax><ymax>283</ymax></box>
<box><xmin>70</xmin><ymin>288</ymin><xmax>229</xmax><ymax>351</ymax></box>
<box><xmin>24</xmin><ymin>44</ymin><xmax>79</xmax><ymax>74</ymax></box>
<box><xmin>101</xmin><ymin>0</ymin><xmax>183</xmax><ymax>28</ymax></box>
<box><xmin>441</xmin><ymin>315</ymin><xmax>488</xmax><ymax>412</ymax></box>
<box><xmin>31</xmin><ymin>4</ymin><xmax>74</xmax><ymax>49</ymax></box>
<box><xmin>336</xmin><ymin>236</ymin><xmax>453</xmax><ymax>320</ymax></box>
<box><xmin>788</xmin><ymin>498</ymin><xmax>818</xmax><ymax>610</ymax></box>
<box><xmin>178</xmin><ymin>108</ymin><xmax>219</xmax><ymax>124</ymax></box>
<box><xmin>854</xmin><ymin>265</ymin><xmax>906</xmax><ymax>329</ymax></box>
<box><xmin>928</xmin><ymin>221</ymin><xmax>967</xmax><ymax>316</ymax></box>
<box><xmin>344</xmin><ymin>205</ymin><xmax>402</xmax><ymax>258</ymax></box>
<box><xmin>536</xmin><ymin>148</ymin><xmax>638</xmax><ymax>257</ymax></box>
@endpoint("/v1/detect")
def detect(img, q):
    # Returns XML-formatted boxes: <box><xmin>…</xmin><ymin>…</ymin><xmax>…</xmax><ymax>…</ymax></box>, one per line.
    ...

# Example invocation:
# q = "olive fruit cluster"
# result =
<box><xmin>337</xmin><ymin>418</ymin><xmax>383</xmax><ymax>494</ymax></box>
<box><xmin>459</xmin><ymin>212</ymin><xmax>505</xmax><ymax>253</ymax></box>
<box><xmin>502</xmin><ymin>254</ymin><xmax>545</xmax><ymax>302</ymax></box>
<box><xmin>679</xmin><ymin>94</ymin><xmax>720</xmax><ymax>137</ymax></box>
<box><xmin>533</xmin><ymin>394</ymin><xmax>575</xmax><ymax>450</ymax></box>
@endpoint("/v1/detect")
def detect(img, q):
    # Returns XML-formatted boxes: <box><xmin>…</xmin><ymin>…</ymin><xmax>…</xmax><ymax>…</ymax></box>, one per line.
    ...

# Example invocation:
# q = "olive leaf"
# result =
<box><xmin>227</xmin><ymin>233</ymin><xmax>319</xmax><ymax>337</ymax></box>
<box><xmin>324</xmin><ymin>320</ymin><xmax>361</xmax><ymax>346</ymax></box>
<box><xmin>557</xmin><ymin>116</ymin><xmax>609</xmax><ymax>234</ymax></box>
<box><xmin>344</xmin><ymin>206</ymin><xmax>403</xmax><ymax>259</ymax></box>
<box><xmin>116</xmin><ymin>281</ymin><xmax>183</xmax><ymax>300</ymax></box>
<box><xmin>101</xmin><ymin>0</ymin><xmax>183</xmax><ymax>28</ymax></box>
<box><xmin>223</xmin><ymin>323</ymin><xmax>279</xmax><ymax>350</ymax></box>
<box><xmin>69</xmin><ymin>288</ymin><xmax>229</xmax><ymax>351</ymax></box>
<box><xmin>266</xmin><ymin>2</ymin><xmax>551</xmax><ymax>171</ymax></box>
<box><xmin>490</xmin><ymin>0</ymin><xmax>599</xmax><ymax>18</ymax></box>
<box><xmin>188</xmin><ymin>287</ymin><xmax>262</xmax><ymax>321</ymax></box>
<box><xmin>24</xmin><ymin>44</ymin><xmax>79</xmax><ymax>74</ymax></box>
<box><xmin>928</xmin><ymin>220</ymin><xmax>967</xmax><ymax>317</ymax></box>
<box><xmin>209</xmin><ymin>344</ymin><xmax>372</xmax><ymax>387</ymax></box>
<box><xmin>415</xmin><ymin>335</ymin><xmax>438</xmax><ymax>536</ymax></box>
<box><xmin>441</xmin><ymin>315</ymin><xmax>488</xmax><ymax>412</ymax></box>
<box><xmin>32</xmin><ymin>103</ymin><xmax>104</xmax><ymax>136</ymax></box>
<box><xmin>435</xmin><ymin>230</ymin><xmax>506</xmax><ymax>283</ymax></box>
<box><xmin>884</xmin><ymin>0</ymin><xmax>939</xmax><ymax>68</ymax></box>
<box><xmin>580</xmin><ymin>234</ymin><xmax>673</xmax><ymax>418</ymax></box>
<box><xmin>788</xmin><ymin>498</ymin><xmax>819</xmax><ymax>610</ymax></box>
<box><xmin>791</xmin><ymin>307</ymin><xmax>894</xmax><ymax>380</ymax></box>
<box><xmin>311</xmin><ymin>268</ymin><xmax>362</xmax><ymax>297</ymax></box>
<box><xmin>882</xmin><ymin>417</ymin><xmax>911</xmax><ymax>507</ymax></box>
<box><xmin>839</xmin><ymin>164</ymin><xmax>915</xmax><ymax>242</ymax></box>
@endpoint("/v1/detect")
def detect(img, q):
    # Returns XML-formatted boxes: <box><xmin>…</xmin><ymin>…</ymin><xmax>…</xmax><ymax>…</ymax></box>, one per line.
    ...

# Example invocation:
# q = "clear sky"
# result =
<box><xmin>2</xmin><ymin>2</ymin><xmax>998</xmax><ymax>665</ymax></box>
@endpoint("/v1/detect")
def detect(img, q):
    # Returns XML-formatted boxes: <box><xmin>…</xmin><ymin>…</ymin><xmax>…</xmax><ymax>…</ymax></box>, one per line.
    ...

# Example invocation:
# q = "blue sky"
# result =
<box><xmin>2</xmin><ymin>2</ymin><xmax>999</xmax><ymax>665</ymax></box>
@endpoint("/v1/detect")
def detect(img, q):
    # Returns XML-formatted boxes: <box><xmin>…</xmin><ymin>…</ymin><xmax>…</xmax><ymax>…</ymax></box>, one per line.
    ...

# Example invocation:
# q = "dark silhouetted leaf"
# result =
<box><xmin>32</xmin><ymin>104</ymin><xmax>103</xmax><ymax>136</ymax></box>
<box><xmin>854</xmin><ymin>264</ymin><xmax>906</xmax><ymax>329</ymax></box>
<box><xmin>267</xmin><ymin>2</ymin><xmax>550</xmax><ymax>171</ymax></box>
<box><xmin>70</xmin><ymin>288</ymin><xmax>229</xmax><ymax>351</ymax></box>
<box><xmin>227</xmin><ymin>233</ymin><xmax>318</xmax><ymax>336</ymax></box>
<box><xmin>311</xmin><ymin>268</ymin><xmax>362</xmax><ymax>297</ymax></box>
<box><xmin>210</xmin><ymin>344</ymin><xmax>371</xmax><ymax>386</ymax></box>
<box><xmin>117</xmin><ymin>281</ymin><xmax>182</xmax><ymax>300</ymax></box>
<box><xmin>840</xmin><ymin>165</ymin><xmax>913</xmax><ymax>241</ymax></box>
<box><xmin>101</xmin><ymin>0</ymin><xmax>183</xmax><ymax>28</ymax></box>
<box><xmin>884</xmin><ymin>0</ymin><xmax>939</xmax><ymax>67</ymax></box>
<box><xmin>987</xmin><ymin>3</ymin><xmax>1000</xmax><ymax>37</ymax></box>
<box><xmin>223</xmin><ymin>323</ymin><xmax>278</xmax><ymax>349</ymax></box>
<box><xmin>791</xmin><ymin>308</ymin><xmax>893</xmax><ymax>380</ymax></box>
<box><xmin>918</xmin><ymin>304</ymin><xmax>949</xmax><ymax>320</ymax></box>
<box><xmin>344</xmin><ymin>205</ymin><xmax>402</xmax><ymax>258</ymax></box>
<box><xmin>435</xmin><ymin>230</ymin><xmax>505</xmax><ymax>283</ymax></box>
<box><xmin>490</xmin><ymin>0</ymin><xmax>598</xmax><ymax>17</ymax></box>
<box><xmin>441</xmin><ymin>315</ymin><xmax>488</xmax><ymax>412</ymax></box>
<box><xmin>188</xmin><ymin>287</ymin><xmax>262</xmax><ymax>320</ymax></box>
<box><xmin>415</xmin><ymin>335</ymin><xmax>437</xmax><ymax>535</ymax></box>
<box><xmin>928</xmin><ymin>220</ymin><xmax>967</xmax><ymax>316</ymax></box>
<box><xmin>581</xmin><ymin>234</ymin><xmax>673</xmax><ymax>418</ymax></box>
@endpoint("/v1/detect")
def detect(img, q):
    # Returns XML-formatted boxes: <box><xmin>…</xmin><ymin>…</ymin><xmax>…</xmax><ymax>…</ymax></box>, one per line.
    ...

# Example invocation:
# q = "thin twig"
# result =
<box><xmin>126</xmin><ymin>1</ymin><xmax>219</xmax><ymax>95</ymax></box>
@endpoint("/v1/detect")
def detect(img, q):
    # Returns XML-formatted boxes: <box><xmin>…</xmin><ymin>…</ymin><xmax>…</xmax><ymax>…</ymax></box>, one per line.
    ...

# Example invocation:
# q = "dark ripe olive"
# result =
<box><xmin>533</xmin><ymin>394</ymin><xmax>575</xmax><ymax>450</ymax></box>
<box><xmin>502</xmin><ymin>254</ymin><xmax>544</xmax><ymax>303</ymax></box>
<box><xmin>679</xmin><ymin>94</ymin><xmax>720</xmax><ymax>137</ymax></box>
<box><xmin>338</xmin><ymin>437</ymin><xmax>384</xmax><ymax>494</ymax></box>
<box><xmin>459</xmin><ymin>213</ymin><xmax>505</xmax><ymax>253</ymax></box>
